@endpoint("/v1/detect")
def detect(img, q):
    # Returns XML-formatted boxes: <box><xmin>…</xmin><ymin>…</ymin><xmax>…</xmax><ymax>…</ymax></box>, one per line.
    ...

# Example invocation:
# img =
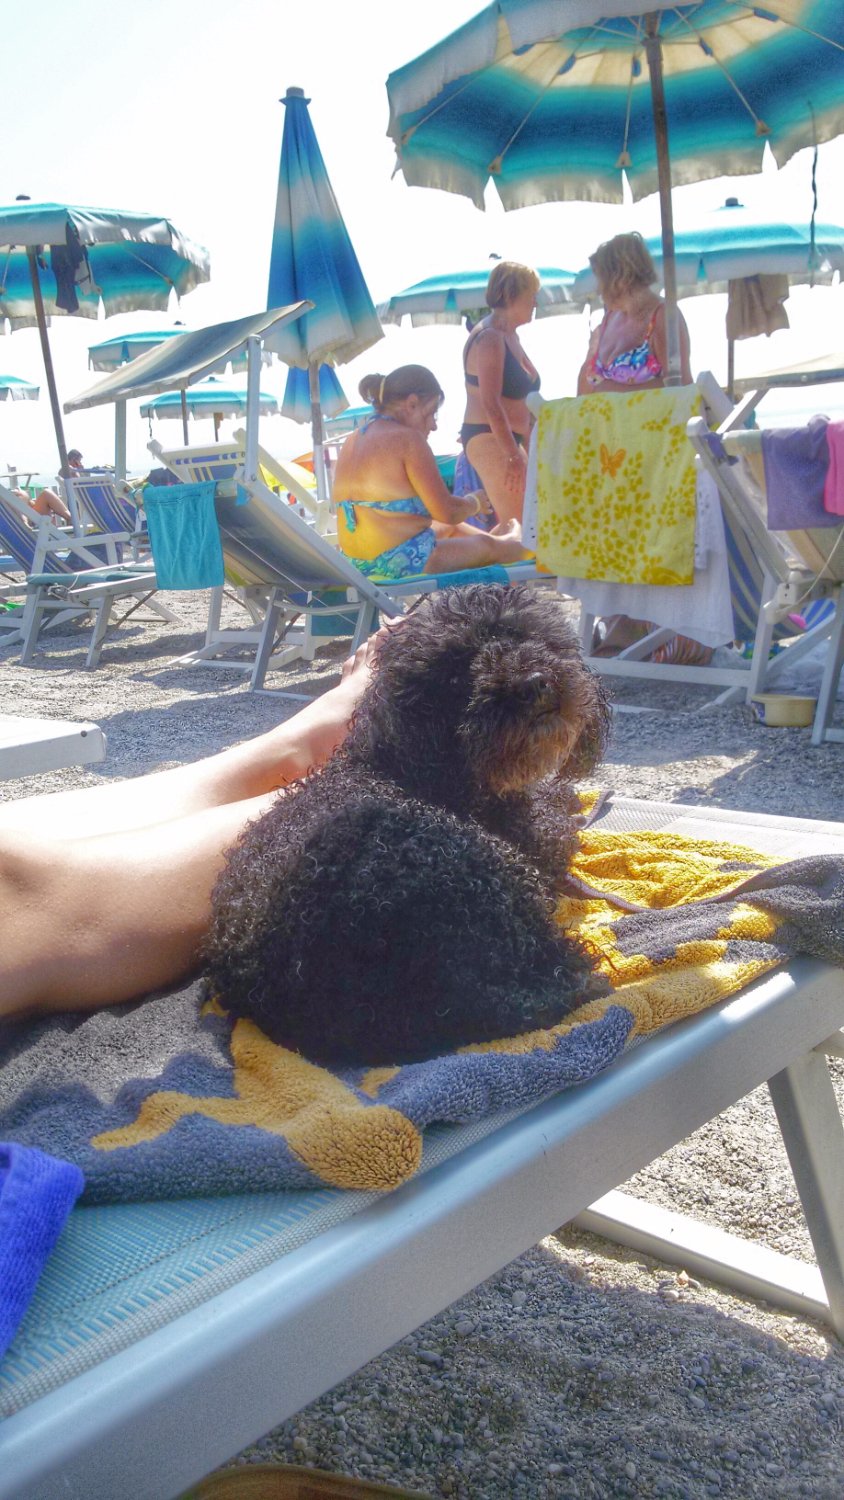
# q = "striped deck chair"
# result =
<box><xmin>63</xmin><ymin>473</ymin><xmax>146</xmax><ymax>560</ymax></box>
<box><xmin>0</xmin><ymin>484</ymin><xmax>179</xmax><ymax>669</ymax></box>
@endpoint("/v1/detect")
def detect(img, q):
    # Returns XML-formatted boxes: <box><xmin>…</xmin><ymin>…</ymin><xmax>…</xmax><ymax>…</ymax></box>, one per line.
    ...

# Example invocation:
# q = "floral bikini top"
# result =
<box><xmin>584</xmin><ymin>307</ymin><xmax>663</xmax><ymax>388</ymax></box>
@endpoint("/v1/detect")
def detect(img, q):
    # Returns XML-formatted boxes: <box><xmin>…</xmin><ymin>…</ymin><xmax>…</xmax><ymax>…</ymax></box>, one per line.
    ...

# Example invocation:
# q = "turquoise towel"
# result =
<box><xmin>433</xmin><ymin>564</ymin><xmax>510</xmax><ymax>588</ymax></box>
<box><xmin>142</xmin><ymin>483</ymin><xmax>224</xmax><ymax>589</ymax></box>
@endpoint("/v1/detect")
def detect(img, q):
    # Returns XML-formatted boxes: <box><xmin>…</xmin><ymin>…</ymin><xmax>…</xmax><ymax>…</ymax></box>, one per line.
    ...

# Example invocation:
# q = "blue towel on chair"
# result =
<box><xmin>142</xmin><ymin>483</ymin><xmax>225</xmax><ymax>589</ymax></box>
<box><xmin>761</xmin><ymin>418</ymin><xmax>838</xmax><ymax>529</ymax></box>
<box><xmin>0</xmin><ymin>1143</ymin><xmax>83</xmax><ymax>1358</ymax></box>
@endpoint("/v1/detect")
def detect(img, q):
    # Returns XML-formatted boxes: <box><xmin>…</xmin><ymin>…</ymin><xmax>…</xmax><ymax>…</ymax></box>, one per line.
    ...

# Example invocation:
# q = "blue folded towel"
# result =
<box><xmin>0</xmin><ymin>1143</ymin><xmax>83</xmax><ymax>1358</ymax></box>
<box><xmin>143</xmin><ymin>482</ymin><xmax>225</xmax><ymax>589</ymax></box>
<box><xmin>432</xmin><ymin>564</ymin><xmax>511</xmax><ymax>588</ymax></box>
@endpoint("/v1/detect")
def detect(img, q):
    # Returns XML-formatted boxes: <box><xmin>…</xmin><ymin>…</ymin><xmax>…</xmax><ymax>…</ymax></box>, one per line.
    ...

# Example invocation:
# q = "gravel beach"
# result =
<box><xmin>1</xmin><ymin>591</ymin><xmax>843</xmax><ymax>1499</ymax></box>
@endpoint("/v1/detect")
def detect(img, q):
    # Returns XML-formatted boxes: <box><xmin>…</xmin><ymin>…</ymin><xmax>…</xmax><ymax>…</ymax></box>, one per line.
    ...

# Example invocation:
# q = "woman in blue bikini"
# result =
<box><xmin>335</xmin><ymin>365</ymin><xmax>528</xmax><ymax>581</ymax></box>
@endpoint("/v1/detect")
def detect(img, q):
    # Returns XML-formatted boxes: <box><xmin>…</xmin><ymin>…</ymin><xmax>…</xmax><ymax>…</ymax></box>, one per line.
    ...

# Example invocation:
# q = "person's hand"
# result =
<box><xmin>504</xmin><ymin>448</ymin><xmax>527</xmax><ymax>496</ymax></box>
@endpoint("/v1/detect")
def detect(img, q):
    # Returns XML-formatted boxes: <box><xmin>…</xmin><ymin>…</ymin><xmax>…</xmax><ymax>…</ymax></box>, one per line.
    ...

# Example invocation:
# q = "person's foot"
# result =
<box><xmin>489</xmin><ymin>519</ymin><xmax>533</xmax><ymax>563</ymax></box>
<box><xmin>277</xmin><ymin>620</ymin><xmax>401</xmax><ymax>779</ymax></box>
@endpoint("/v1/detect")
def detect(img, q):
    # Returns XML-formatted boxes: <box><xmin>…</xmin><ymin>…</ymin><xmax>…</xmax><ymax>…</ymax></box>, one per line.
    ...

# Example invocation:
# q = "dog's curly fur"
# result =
<box><xmin>203</xmin><ymin>585</ymin><xmax>612</xmax><ymax>1065</ymax></box>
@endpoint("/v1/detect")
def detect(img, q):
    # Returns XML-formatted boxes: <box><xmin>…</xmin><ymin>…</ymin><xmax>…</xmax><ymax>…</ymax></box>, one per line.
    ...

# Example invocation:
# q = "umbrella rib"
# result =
<box><xmin>723</xmin><ymin>0</ymin><xmax>844</xmax><ymax>51</ymax></box>
<box><xmin>668</xmin><ymin>7</ymin><xmax>773</xmax><ymax>134</ymax></box>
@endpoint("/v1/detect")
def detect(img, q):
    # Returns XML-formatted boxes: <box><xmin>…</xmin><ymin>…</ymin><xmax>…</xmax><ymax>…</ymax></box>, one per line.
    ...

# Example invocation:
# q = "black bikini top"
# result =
<box><xmin>464</xmin><ymin>335</ymin><xmax>541</xmax><ymax>400</ymax></box>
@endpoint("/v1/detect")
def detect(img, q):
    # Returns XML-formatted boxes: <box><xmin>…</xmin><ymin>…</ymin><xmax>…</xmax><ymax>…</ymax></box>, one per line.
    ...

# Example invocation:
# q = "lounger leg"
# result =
<box><xmin>205</xmin><ymin>585</ymin><xmax>224</xmax><ymax>647</ymax></box>
<box><xmin>19</xmin><ymin>597</ymin><xmax>47</xmax><ymax>665</ymax></box>
<box><xmin>768</xmin><ymin>1045</ymin><xmax>844</xmax><ymax>1338</ymax></box>
<box><xmin>350</xmin><ymin>602</ymin><xmax>376</xmax><ymax>651</ymax></box>
<box><xmin>86</xmin><ymin>598</ymin><xmax>114</xmax><ymax>669</ymax></box>
<box><xmin>249</xmin><ymin>589</ymin><xmax>285</xmax><ymax>691</ymax></box>
<box><xmin>746</xmin><ymin>566</ymin><xmax>777</xmax><ymax>700</ymax></box>
<box><xmin>811</xmin><ymin>594</ymin><xmax>844</xmax><ymax>747</ymax></box>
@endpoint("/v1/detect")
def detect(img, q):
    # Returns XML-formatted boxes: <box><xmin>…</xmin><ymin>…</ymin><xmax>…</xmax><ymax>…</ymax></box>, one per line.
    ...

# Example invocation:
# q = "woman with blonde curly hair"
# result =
<box><xmin>577</xmin><ymin>231</ymin><xmax>691</xmax><ymax>394</ymax></box>
<box><xmin>460</xmin><ymin>261</ymin><xmax>542</xmax><ymax>525</ymax></box>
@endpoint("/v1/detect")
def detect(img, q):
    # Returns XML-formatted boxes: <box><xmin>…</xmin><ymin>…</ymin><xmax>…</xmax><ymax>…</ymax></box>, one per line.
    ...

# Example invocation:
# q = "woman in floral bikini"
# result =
<box><xmin>576</xmin><ymin>233</ymin><xmax>704</xmax><ymax>665</ymax></box>
<box><xmin>577</xmin><ymin>231</ymin><xmax>691</xmax><ymax>394</ymax></box>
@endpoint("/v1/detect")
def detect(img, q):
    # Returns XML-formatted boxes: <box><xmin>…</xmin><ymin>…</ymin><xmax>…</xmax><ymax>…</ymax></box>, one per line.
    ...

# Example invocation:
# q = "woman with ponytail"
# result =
<box><xmin>334</xmin><ymin>365</ymin><xmax>528</xmax><ymax>580</ymax></box>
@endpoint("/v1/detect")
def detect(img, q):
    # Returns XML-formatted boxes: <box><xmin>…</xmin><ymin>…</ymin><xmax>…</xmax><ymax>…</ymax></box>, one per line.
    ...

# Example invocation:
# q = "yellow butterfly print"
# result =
<box><xmin>600</xmin><ymin>444</ymin><xmax>625</xmax><ymax>479</ymax></box>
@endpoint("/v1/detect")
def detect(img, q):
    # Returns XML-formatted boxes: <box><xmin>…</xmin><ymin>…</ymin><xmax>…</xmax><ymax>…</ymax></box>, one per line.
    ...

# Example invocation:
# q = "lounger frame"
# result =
<box><xmin>2</xmin><ymin>799</ymin><xmax>843</xmax><ymax>1500</ymax></box>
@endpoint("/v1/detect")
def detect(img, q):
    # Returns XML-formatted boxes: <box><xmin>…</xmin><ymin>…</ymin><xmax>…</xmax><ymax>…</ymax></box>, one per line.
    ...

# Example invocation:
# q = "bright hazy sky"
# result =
<box><xmin>4</xmin><ymin>0</ymin><xmax>843</xmax><ymax>477</ymax></box>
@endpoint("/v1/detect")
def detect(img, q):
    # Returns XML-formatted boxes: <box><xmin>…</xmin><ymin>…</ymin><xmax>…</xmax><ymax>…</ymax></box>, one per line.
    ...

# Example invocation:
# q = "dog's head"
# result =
<box><xmin>346</xmin><ymin>584</ymin><xmax>610</xmax><ymax>799</ymax></box>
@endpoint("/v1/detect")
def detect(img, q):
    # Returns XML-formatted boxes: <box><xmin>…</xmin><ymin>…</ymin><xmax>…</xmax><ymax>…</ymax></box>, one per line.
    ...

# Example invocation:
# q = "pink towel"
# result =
<box><xmin>823</xmin><ymin>421</ymin><xmax>844</xmax><ymax>516</ymax></box>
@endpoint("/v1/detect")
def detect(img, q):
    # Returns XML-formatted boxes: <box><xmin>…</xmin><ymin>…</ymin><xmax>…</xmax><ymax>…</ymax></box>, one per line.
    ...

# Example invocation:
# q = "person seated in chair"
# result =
<box><xmin>334</xmin><ymin>365</ymin><xmax>529</xmax><ymax>581</ymax></box>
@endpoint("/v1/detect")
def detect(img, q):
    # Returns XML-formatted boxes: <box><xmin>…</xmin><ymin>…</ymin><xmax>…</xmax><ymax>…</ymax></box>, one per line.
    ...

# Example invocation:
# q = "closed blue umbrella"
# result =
<box><xmin>0</xmin><ymin>374</ymin><xmax>39</xmax><ymax>402</ymax></box>
<box><xmin>0</xmin><ymin>200</ymin><xmax>209</xmax><ymax>512</ymax></box>
<box><xmin>379</xmin><ymin>265</ymin><xmax>578</xmax><ymax>327</ymax></box>
<box><xmin>387</xmin><ymin>1</ymin><xmax>844</xmax><ymax>381</ymax></box>
<box><xmin>281</xmin><ymin>364</ymin><xmax>349</xmax><ymax>424</ymax></box>
<box><xmin>266</xmin><ymin>86</ymin><xmax>383</xmax><ymax>501</ymax></box>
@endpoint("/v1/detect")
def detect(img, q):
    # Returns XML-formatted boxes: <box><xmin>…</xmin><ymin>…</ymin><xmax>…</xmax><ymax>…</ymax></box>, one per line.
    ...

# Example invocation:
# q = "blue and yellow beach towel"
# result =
<box><xmin>3</xmin><ymin>818</ymin><xmax>843</xmax><ymax>1207</ymax></box>
<box><xmin>535</xmin><ymin>386</ymin><xmax>700</xmax><ymax>585</ymax></box>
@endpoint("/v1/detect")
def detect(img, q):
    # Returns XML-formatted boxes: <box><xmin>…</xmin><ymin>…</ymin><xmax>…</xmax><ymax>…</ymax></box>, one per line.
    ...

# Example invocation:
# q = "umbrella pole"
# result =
<box><xmin>114</xmin><ymin>400</ymin><xmax>127</xmax><ymax>480</ymax></box>
<box><xmin>213</xmin><ymin>413</ymin><xmax>221</xmax><ymax>444</ymax></box>
<box><xmin>644</xmin><ymin>15</ymin><xmax>682</xmax><ymax>387</ymax></box>
<box><xmin>180</xmin><ymin>387</ymin><xmax>189</xmax><ymax>445</ymax></box>
<box><xmin>25</xmin><ymin>247</ymin><xmax>80</xmax><ymax>531</ymax></box>
<box><xmin>726</xmin><ymin>337</ymin><xmax>736</xmax><ymax>401</ymax></box>
<box><xmin>308</xmin><ymin>361</ymin><xmax>330</xmax><ymax>521</ymax></box>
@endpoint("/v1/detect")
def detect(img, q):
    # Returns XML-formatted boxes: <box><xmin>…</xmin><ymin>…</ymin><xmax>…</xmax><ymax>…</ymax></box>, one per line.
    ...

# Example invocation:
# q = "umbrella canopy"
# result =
<box><xmin>324</xmin><ymin>404</ymin><xmax>374</xmax><ymax>436</ymax></box>
<box><xmin>141</xmin><ymin>379</ymin><xmax>279</xmax><ymax>441</ymax></box>
<box><xmin>572</xmin><ymin>201</ymin><xmax>844</xmax><ymax>301</ymax></box>
<box><xmin>88</xmin><ymin>329</ymin><xmax>272</xmax><ymax>375</ymax></box>
<box><xmin>266</xmin><ymin>86</ymin><xmax>383</xmax><ymax>502</ymax></box>
<box><xmin>0</xmin><ymin>200</ymin><xmax>210</xmax><ymax>515</ymax></box>
<box><xmin>733</xmin><ymin>351</ymin><xmax>844</xmax><ymax>394</ymax></box>
<box><xmin>387</xmin><ymin>1</ymin><xmax>844</xmax><ymax>381</ymax></box>
<box><xmin>0</xmin><ymin>373</ymin><xmax>39</xmax><ymax>402</ymax></box>
<box><xmin>379</xmin><ymin>265</ymin><xmax>578</xmax><ymax>326</ymax></box>
<box><xmin>66</xmin><ymin>306</ymin><xmax>309</xmax><ymax>413</ymax></box>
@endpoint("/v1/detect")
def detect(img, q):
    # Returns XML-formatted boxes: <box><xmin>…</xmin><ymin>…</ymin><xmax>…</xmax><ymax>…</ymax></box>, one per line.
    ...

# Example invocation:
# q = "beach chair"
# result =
<box><xmin>2</xmin><ymin>795</ymin><xmax>843</xmax><ymax>1500</ymax></box>
<box><xmin>689</xmin><ymin>410</ymin><xmax>844</xmax><ymax>744</ymax></box>
<box><xmin>526</xmin><ymin>379</ymin><xmax>839</xmax><ymax>707</ymax></box>
<box><xmin>150</xmin><ymin>444</ymin><xmax>541</xmax><ymax>691</ymax></box>
<box><xmin>62</xmin><ymin>472</ymin><xmax>147</xmax><ymax>560</ymax></box>
<box><xmin>0</xmin><ymin>484</ymin><xmax>181</xmax><ymax>670</ymax></box>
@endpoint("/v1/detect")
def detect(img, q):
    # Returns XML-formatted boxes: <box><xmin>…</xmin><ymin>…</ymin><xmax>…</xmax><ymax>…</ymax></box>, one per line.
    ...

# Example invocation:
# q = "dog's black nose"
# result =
<box><xmin>518</xmin><ymin>672</ymin><xmax>554</xmax><ymax>705</ymax></box>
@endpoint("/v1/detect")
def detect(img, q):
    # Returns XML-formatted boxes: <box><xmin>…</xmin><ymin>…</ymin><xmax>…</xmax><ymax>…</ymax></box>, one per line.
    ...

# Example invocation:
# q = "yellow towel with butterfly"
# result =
<box><xmin>534</xmin><ymin>386</ymin><xmax>700</xmax><ymax>585</ymax></box>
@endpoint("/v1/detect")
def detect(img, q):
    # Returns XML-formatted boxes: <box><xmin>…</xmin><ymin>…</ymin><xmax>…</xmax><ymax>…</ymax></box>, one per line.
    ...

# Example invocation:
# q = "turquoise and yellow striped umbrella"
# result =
<box><xmin>388</xmin><ymin>1</ymin><xmax>844</xmax><ymax>380</ymax></box>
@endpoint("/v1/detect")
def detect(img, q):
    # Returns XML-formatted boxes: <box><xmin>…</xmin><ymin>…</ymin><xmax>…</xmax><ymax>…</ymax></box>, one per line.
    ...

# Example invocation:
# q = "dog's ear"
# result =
<box><xmin>558</xmin><ymin>672</ymin><xmax>612</xmax><ymax>780</ymax></box>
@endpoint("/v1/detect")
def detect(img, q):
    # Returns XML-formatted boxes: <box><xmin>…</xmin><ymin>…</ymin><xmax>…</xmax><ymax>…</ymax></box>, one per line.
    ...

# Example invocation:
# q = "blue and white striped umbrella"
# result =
<box><xmin>266</xmin><ymin>89</ymin><xmax>382</xmax><ymax>370</ymax></box>
<box><xmin>266</xmin><ymin>87</ymin><xmax>382</xmax><ymax>497</ymax></box>
<box><xmin>140</xmin><ymin>380</ymin><xmax>279</xmax><ymax>423</ymax></box>
<box><xmin>88</xmin><ymin>329</ymin><xmax>270</xmax><ymax>375</ymax></box>
<box><xmin>0</xmin><ymin>374</ymin><xmax>39</xmax><ymax>402</ymax></box>
<box><xmin>572</xmin><ymin>202</ymin><xmax>844</xmax><ymax>301</ymax></box>
<box><xmin>387</xmin><ymin>1</ymin><xmax>844</xmax><ymax>380</ymax></box>
<box><xmin>379</xmin><ymin>264</ymin><xmax>578</xmax><ymax>326</ymax></box>
<box><xmin>0</xmin><ymin>201</ymin><xmax>210</xmax><ymax>502</ymax></box>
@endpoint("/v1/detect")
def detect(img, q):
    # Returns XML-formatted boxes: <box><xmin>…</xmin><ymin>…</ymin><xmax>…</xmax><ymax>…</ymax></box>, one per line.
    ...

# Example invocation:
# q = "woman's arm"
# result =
<box><xmin>652</xmin><ymin>304</ymin><xmax>693</xmax><ymax>385</ymax></box>
<box><xmin>576</xmin><ymin>321</ymin><xmax>603</xmax><ymax>395</ymax></box>
<box><xmin>403</xmin><ymin>435</ymin><xmax>485</xmax><ymax>525</ymax></box>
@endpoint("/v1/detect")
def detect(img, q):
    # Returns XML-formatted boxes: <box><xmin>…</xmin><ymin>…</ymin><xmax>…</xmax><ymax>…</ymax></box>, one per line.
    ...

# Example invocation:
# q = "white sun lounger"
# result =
<box><xmin>2</xmin><ymin>797</ymin><xmax>843</xmax><ymax>1500</ymax></box>
<box><xmin>0</xmin><ymin>715</ymin><xmax>106</xmax><ymax>779</ymax></box>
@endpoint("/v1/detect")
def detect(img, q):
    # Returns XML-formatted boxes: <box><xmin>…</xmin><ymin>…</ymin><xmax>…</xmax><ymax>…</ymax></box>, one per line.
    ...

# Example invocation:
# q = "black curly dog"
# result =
<box><xmin>203</xmin><ymin>585</ymin><xmax>612</xmax><ymax>1065</ymax></box>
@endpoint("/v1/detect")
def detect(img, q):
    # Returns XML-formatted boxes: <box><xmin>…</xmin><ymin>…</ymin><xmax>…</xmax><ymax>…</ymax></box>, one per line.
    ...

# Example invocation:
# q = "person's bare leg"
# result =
<box><xmin>0</xmin><ymin>629</ymin><xmax>388</xmax><ymax>841</ymax></box>
<box><xmin>424</xmin><ymin>523</ymin><xmax>530</xmax><ymax>573</ymax></box>
<box><xmin>464</xmin><ymin>434</ymin><xmax>526</xmax><ymax>525</ymax></box>
<box><xmin>30</xmin><ymin>488</ymin><xmax>72</xmax><ymax>522</ymax></box>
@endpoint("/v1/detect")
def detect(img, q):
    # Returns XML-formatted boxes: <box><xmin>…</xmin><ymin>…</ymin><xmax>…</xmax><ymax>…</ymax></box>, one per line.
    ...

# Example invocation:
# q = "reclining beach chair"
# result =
<box><xmin>149</xmin><ymin>445</ymin><xmax>541</xmax><ymax>691</ymax></box>
<box><xmin>0</xmin><ymin>484</ymin><xmax>180</xmax><ymax>670</ymax></box>
<box><xmin>526</xmin><ymin>378</ymin><xmax>839</xmax><ymax>707</ymax></box>
<box><xmin>2</xmin><ymin>795</ymin><xmax>843</xmax><ymax>1500</ymax></box>
<box><xmin>62</xmin><ymin>472</ymin><xmax>147</xmax><ymax>560</ymax></box>
<box><xmin>687</xmin><ymin>408</ymin><xmax>844</xmax><ymax>744</ymax></box>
